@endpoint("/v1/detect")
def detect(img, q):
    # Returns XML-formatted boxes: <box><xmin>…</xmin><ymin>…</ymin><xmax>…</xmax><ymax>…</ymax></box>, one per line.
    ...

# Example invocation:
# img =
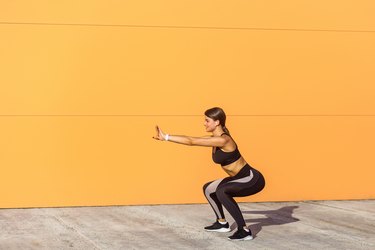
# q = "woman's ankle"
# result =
<box><xmin>218</xmin><ymin>219</ymin><xmax>227</xmax><ymax>224</ymax></box>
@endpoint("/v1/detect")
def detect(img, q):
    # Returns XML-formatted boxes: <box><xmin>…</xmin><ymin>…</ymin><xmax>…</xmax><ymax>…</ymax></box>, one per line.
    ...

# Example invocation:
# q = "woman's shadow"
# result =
<box><xmin>230</xmin><ymin>206</ymin><xmax>300</xmax><ymax>237</ymax></box>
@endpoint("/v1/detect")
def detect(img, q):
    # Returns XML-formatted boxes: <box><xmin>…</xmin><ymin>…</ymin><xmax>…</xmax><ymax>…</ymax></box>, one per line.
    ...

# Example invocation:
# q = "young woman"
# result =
<box><xmin>153</xmin><ymin>107</ymin><xmax>265</xmax><ymax>241</ymax></box>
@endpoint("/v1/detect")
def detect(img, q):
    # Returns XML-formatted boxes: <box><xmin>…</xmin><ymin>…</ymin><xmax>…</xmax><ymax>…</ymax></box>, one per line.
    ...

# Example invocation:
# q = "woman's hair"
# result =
<box><xmin>204</xmin><ymin>107</ymin><xmax>230</xmax><ymax>135</ymax></box>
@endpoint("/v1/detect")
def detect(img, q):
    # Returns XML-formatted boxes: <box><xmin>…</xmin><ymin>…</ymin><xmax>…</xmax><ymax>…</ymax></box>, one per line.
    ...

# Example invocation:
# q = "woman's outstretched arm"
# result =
<box><xmin>153</xmin><ymin>126</ymin><xmax>228</xmax><ymax>147</ymax></box>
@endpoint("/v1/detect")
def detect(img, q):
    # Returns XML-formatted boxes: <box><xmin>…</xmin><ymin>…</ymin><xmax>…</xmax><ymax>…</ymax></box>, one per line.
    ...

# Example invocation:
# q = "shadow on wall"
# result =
<box><xmin>231</xmin><ymin>206</ymin><xmax>300</xmax><ymax>237</ymax></box>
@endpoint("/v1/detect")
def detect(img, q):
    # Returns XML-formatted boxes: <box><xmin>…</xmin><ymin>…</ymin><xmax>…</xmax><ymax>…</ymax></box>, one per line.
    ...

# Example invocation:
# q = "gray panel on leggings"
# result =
<box><xmin>205</xmin><ymin>178</ymin><xmax>224</xmax><ymax>217</ymax></box>
<box><xmin>228</xmin><ymin>170</ymin><xmax>254</xmax><ymax>184</ymax></box>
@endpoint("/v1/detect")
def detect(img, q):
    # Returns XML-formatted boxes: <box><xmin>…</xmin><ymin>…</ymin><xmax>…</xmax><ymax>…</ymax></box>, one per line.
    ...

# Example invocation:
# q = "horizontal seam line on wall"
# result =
<box><xmin>1</xmin><ymin>21</ymin><xmax>375</xmax><ymax>33</ymax></box>
<box><xmin>0</xmin><ymin>115</ymin><xmax>375</xmax><ymax>117</ymax></box>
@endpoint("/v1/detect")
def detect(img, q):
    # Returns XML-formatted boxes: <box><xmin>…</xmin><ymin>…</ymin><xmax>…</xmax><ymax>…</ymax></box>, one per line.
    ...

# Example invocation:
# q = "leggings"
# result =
<box><xmin>203</xmin><ymin>164</ymin><xmax>265</xmax><ymax>229</ymax></box>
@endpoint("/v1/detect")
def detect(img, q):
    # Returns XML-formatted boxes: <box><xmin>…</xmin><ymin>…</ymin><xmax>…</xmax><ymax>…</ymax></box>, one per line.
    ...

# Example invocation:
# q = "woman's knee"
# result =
<box><xmin>203</xmin><ymin>182</ymin><xmax>212</xmax><ymax>193</ymax></box>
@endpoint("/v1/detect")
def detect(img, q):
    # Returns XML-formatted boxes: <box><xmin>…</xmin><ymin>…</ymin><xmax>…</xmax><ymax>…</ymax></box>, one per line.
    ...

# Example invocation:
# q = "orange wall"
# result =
<box><xmin>1</xmin><ymin>1</ymin><xmax>374</xmax><ymax>208</ymax></box>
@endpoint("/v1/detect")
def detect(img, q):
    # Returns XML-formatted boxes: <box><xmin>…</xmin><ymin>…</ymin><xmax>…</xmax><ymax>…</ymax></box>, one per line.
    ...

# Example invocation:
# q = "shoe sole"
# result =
<box><xmin>228</xmin><ymin>235</ymin><xmax>253</xmax><ymax>241</ymax></box>
<box><xmin>205</xmin><ymin>228</ymin><xmax>231</xmax><ymax>233</ymax></box>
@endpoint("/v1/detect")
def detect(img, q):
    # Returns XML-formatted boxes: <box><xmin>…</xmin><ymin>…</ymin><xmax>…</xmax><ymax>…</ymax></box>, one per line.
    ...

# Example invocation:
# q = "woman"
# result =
<box><xmin>153</xmin><ymin>107</ymin><xmax>265</xmax><ymax>241</ymax></box>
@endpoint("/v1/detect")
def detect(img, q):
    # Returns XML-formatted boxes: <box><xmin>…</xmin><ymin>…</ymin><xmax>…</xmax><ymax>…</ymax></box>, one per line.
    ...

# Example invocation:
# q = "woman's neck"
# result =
<box><xmin>212</xmin><ymin>127</ymin><xmax>224</xmax><ymax>137</ymax></box>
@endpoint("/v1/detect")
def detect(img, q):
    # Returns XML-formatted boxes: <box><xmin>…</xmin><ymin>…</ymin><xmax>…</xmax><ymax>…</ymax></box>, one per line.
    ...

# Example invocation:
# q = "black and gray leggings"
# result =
<box><xmin>203</xmin><ymin>164</ymin><xmax>265</xmax><ymax>229</ymax></box>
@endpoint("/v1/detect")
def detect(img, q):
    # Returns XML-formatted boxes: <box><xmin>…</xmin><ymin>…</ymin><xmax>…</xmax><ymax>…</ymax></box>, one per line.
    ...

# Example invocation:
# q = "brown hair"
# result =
<box><xmin>204</xmin><ymin>107</ymin><xmax>230</xmax><ymax>135</ymax></box>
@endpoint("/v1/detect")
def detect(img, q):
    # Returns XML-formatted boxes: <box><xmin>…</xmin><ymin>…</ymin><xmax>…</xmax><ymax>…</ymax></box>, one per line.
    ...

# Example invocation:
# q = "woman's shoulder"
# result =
<box><xmin>220</xmin><ymin>132</ymin><xmax>229</xmax><ymax>136</ymax></box>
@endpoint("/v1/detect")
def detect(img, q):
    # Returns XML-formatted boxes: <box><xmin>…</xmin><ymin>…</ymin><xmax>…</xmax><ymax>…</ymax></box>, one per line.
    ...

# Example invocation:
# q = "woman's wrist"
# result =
<box><xmin>165</xmin><ymin>134</ymin><xmax>170</xmax><ymax>141</ymax></box>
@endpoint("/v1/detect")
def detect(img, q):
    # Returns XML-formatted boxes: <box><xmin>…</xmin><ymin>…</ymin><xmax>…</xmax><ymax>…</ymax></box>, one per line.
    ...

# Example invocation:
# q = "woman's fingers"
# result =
<box><xmin>154</xmin><ymin>125</ymin><xmax>162</xmax><ymax>140</ymax></box>
<box><xmin>154</xmin><ymin>125</ymin><xmax>168</xmax><ymax>141</ymax></box>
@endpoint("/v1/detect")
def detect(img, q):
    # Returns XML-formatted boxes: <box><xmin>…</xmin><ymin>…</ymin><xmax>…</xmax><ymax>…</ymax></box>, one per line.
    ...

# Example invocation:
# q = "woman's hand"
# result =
<box><xmin>153</xmin><ymin>125</ymin><xmax>167</xmax><ymax>141</ymax></box>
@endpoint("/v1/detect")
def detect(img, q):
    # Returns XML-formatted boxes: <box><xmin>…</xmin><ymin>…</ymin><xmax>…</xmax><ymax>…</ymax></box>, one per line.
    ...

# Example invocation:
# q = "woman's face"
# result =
<box><xmin>204</xmin><ymin>116</ymin><xmax>218</xmax><ymax>132</ymax></box>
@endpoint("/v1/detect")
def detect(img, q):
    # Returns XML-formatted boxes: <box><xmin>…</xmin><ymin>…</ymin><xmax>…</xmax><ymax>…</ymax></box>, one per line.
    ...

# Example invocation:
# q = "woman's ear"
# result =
<box><xmin>215</xmin><ymin>120</ymin><xmax>220</xmax><ymax>127</ymax></box>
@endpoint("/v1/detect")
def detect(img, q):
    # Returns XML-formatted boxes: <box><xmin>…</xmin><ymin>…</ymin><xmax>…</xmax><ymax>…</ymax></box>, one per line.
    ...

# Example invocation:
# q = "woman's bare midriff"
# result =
<box><xmin>222</xmin><ymin>157</ymin><xmax>247</xmax><ymax>177</ymax></box>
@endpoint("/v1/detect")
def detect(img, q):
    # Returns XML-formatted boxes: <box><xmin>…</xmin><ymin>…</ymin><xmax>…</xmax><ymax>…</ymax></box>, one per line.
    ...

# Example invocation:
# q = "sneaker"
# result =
<box><xmin>228</xmin><ymin>228</ymin><xmax>253</xmax><ymax>241</ymax></box>
<box><xmin>204</xmin><ymin>221</ymin><xmax>231</xmax><ymax>232</ymax></box>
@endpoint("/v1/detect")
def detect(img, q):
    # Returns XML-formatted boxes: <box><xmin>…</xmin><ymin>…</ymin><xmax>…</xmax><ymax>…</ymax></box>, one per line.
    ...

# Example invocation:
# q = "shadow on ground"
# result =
<box><xmin>230</xmin><ymin>206</ymin><xmax>300</xmax><ymax>237</ymax></box>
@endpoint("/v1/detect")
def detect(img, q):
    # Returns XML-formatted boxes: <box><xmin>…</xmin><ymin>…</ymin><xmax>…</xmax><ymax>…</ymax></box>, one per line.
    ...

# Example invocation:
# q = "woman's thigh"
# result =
<box><xmin>217</xmin><ymin>173</ymin><xmax>265</xmax><ymax>197</ymax></box>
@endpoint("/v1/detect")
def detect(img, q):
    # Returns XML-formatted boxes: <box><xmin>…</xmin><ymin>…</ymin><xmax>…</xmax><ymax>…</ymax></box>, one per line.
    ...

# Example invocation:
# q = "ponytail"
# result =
<box><xmin>222</xmin><ymin>125</ymin><xmax>230</xmax><ymax>135</ymax></box>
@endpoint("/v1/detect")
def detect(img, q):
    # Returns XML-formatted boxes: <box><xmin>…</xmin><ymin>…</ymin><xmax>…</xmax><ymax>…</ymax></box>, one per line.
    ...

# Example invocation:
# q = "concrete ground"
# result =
<box><xmin>0</xmin><ymin>200</ymin><xmax>374</xmax><ymax>250</ymax></box>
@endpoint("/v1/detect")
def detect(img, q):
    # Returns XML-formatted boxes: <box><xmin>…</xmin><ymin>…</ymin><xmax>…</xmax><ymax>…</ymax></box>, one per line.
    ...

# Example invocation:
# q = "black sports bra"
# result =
<box><xmin>212</xmin><ymin>133</ymin><xmax>242</xmax><ymax>166</ymax></box>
